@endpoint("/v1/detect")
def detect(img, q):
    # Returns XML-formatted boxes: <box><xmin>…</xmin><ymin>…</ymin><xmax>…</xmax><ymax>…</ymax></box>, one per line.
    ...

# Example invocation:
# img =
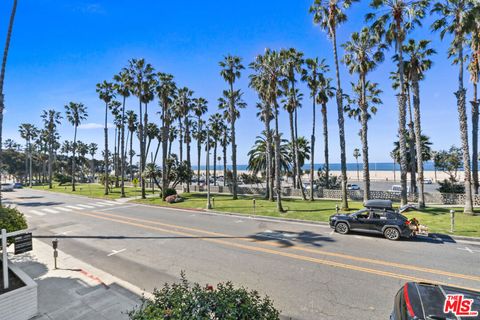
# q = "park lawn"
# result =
<box><xmin>136</xmin><ymin>192</ymin><xmax>480</xmax><ymax>238</ymax></box>
<box><xmin>32</xmin><ymin>183</ymin><xmax>156</xmax><ymax>199</ymax></box>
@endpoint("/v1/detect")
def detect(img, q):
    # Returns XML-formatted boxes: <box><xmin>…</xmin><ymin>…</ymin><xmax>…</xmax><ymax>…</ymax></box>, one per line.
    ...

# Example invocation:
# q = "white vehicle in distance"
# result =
<box><xmin>423</xmin><ymin>178</ymin><xmax>433</xmax><ymax>184</ymax></box>
<box><xmin>1</xmin><ymin>183</ymin><xmax>14</xmax><ymax>191</ymax></box>
<box><xmin>388</xmin><ymin>185</ymin><xmax>410</xmax><ymax>194</ymax></box>
<box><xmin>347</xmin><ymin>183</ymin><xmax>360</xmax><ymax>190</ymax></box>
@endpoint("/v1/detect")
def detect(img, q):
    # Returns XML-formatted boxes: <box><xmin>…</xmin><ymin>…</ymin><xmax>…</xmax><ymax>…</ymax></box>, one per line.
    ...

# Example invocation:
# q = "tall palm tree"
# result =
<box><xmin>342</xmin><ymin>27</ymin><xmax>386</xmax><ymax>201</ymax></box>
<box><xmin>432</xmin><ymin>0</ymin><xmax>475</xmax><ymax>214</ymax></box>
<box><xmin>192</xmin><ymin>97</ymin><xmax>208</xmax><ymax>186</ymax></box>
<box><xmin>367</xmin><ymin>0</ymin><xmax>429</xmax><ymax>205</ymax></box>
<box><xmin>19</xmin><ymin>123</ymin><xmax>39</xmax><ymax>187</ymax></box>
<box><xmin>41</xmin><ymin>110</ymin><xmax>62</xmax><ymax>189</ymax></box>
<box><xmin>303</xmin><ymin>58</ymin><xmax>328</xmax><ymax>200</ymax></box>
<box><xmin>65</xmin><ymin>102</ymin><xmax>88</xmax><ymax>191</ymax></box>
<box><xmin>281</xmin><ymin>48</ymin><xmax>306</xmax><ymax>198</ymax></box>
<box><xmin>113</xmin><ymin>69</ymin><xmax>132</xmax><ymax>197</ymax></box>
<box><xmin>219</xmin><ymin>55</ymin><xmax>245</xmax><ymax>200</ymax></box>
<box><xmin>156</xmin><ymin>73</ymin><xmax>176</xmax><ymax>200</ymax></box>
<box><xmin>0</xmin><ymin>0</ymin><xmax>17</xmax><ymax>205</ymax></box>
<box><xmin>88</xmin><ymin>142</ymin><xmax>98</xmax><ymax>182</ymax></box>
<box><xmin>126</xmin><ymin>110</ymin><xmax>138</xmax><ymax>181</ymax></box>
<box><xmin>310</xmin><ymin>0</ymin><xmax>358</xmax><ymax>209</ymax></box>
<box><xmin>109</xmin><ymin>100</ymin><xmax>122</xmax><ymax>188</ymax></box>
<box><xmin>353</xmin><ymin>148</ymin><xmax>361</xmax><ymax>180</ymax></box>
<box><xmin>96</xmin><ymin>80</ymin><xmax>115</xmax><ymax>195</ymax></box>
<box><xmin>219</xmin><ymin>121</ymin><xmax>231</xmax><ymax>187</ymax></box>
<box><xmin>318</xmin><ymin>68</ymin><xmax>335</xmax><ymax>189</ymax></box>
<box><xmin>402</xmin><ymin>39</ymin><xmax>436</xmax><ymax>207</ymax></box>
<box><xmin>129</xmin><ymin>58</ymin><xmax>155</xmax><ymax>199</ymax></box>
<box><xmin>249</xmin><ymin>49</ymin><xmax>286</xmax><ymax>212</ymax></box>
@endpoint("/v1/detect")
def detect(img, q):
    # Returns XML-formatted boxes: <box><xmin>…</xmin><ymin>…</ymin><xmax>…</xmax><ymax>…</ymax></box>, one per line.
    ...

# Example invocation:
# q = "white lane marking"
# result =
<box><xmin>66</xmin><ymin>205</ymin><xmax>84</xmax><ymax>210</ymax></box>
<box><xmin>41</xmin><ymin>208</ymin><xmax>59</xmax><ymax>214</ymax></box>
<box><xmin>76</xmin><ymin>204</ymin><xmax>95</xmax><ymax>209</ymax></box>
<box><xmin>96</xmin><ymin>202</ymin><xmax>115</xmax><ymax>206</ymax></box>
<box><xmin>55</xmin><ymin>207</ymin><xmax>72</xmax><ymax>212</ymax></box>
<box><xmin>107</xmin><ymin>248</ymin><xmax>126</xmax><ymax>257</ymax></box>
<box><xmin>30</xmin><ymin>210</ymin><xmax>45</xmax><ymax>216</ymax></box>
<box><xmin>97</xmin><ymin>205</ymin><xmax>138</xmax><ymax>212</ymax></box>
<box><xmin>235</xmin><ymin>220</ymin><xmax>243</xmax><ymax>223</ymax></box>
<box><xmin>89</xmin><ymin>203</ymin><xmax>107</xmax><ymax>207</ymax></box>
<box><xmin>102</xmin><ymin>200</ymin><xmax>118</xmax><ymax>205</ymax></box>
<box><xmin>458</xmin><ymin>246</ymin><xmax>480</xmax><ymax>254</ymax></box>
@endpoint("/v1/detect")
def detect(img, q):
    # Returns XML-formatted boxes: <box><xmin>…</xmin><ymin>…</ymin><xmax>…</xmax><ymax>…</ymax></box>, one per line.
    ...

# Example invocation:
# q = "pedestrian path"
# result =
<box><xmin>22</xmin><ymin>200</ymin><xmax>123</xmax><ymax>217</ymax></box>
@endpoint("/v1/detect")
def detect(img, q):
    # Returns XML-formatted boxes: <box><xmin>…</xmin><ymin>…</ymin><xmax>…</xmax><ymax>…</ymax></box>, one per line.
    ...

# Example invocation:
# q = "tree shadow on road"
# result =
<box><xmin>17</xmin><ymin>201</ymin><xmax>64</xmax><ymax>207</ymax></box>
<box><xmin>249</xmin><ymin>230</ymin><xmax>335</xmax><ymax>248</ymax></box>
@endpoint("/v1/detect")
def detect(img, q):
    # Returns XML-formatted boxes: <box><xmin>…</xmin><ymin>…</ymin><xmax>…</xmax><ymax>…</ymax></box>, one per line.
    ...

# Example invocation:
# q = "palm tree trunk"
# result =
<box><xmin>360</xmin><ymin>74</ymin><xmax>370</xmax><ymax>202</ymax></box>
<box><xmin>161</xmin><ymin>105</ymin><xmax>170</xmax><ymax>200</ymax></box>
<box><xmin>407</xmin><ymin>86</ymin><xmax>416</xmax><ymax>195</ymax></box>
<box><xmin>120</xmin><ymin>97</ymin><xmax>126</xmax><ymax>197</ymax></box>
<box><xmin>223</xmin><ymin>142</ymin><xmax>227</xmax><ymax>188</ymax></box>
<box><xmin>213</xmin><ymin>143</ymin><xmax>217</xmax><ymax>186</ymax></box>
<box><xmin>265</xmin><ymin>118</ymin><xmax>273</xmax><ymax>201</ymax></box>
<box><xmin>289</xmin><ymin>111</ymin><xmax>297</xmax><ymax>188</ymax></box>
<box><xmin>412</xmin><ymin>74</ymin><xmax>425</xmax><ymax>208</ymax></box>
<box><xmin>397</xmin><ymin>37</ymin><xmax>409</xmax><ymax>205</ymax></box>
<box><xmin>138</xmin><ymin>100</ymin><xmax>146</xmax><ymax>199</ymax></box>
<box><xmin>154</xmin><ymin>139</ymin><xmax>161</xmax><ymax>164</ymax></box>
<box><xmin>104</xmin><ymin>102</ymin><xmax>109</xmax><ymax>194</ymax></box>
<box><xmin>29</xmin><ymin>141</ymin><xmax>33</xmax><ymax>187</ymax></box>
<box><xmin>186</xmin><ymin>131</ymin><xmax>191</xmax><ymax>193</ymax></box>
<box><xmin>457</xmin><ymin>44</ymin><xmax>474</xmax><ymax>214</ymax></box>
<box><xmin>178</xmin><ymin>118</ymin><xmax>183</xmax><ymax>162</ymax></box>
<box><xmin>310</xmin><ymin>93</ymin><xmax>316</xmax><ymax>201</ymax></box>
<box><xmin>197</xmin><ymin>137</ymin><xmax>201</xmax><ymax>187</ymax></box>
<box><xmin>72</xmin><ymin>127</ymin><xmax>77</xmax><ymax>191</ymax></box>
<box><xmin>48</xmin><ymin>144</ymin><xmax>53</xmax><ymax>189</ymax></box>
<box><xmin>472</xmin><ymin>80</ymin><xmax>479</xmax><ymax>194</ymax></box>
<box><xmin>129</xmin><ymin>130</ymin><xmax>133</xmax><ymax>181</ymax></box>
<box><xmin>331</xmin><ymin>27</ymin><xmax>348</xmax><ymax>209</ymax></box>
<box><xmin>274</xmin><ymin>105</ymin><xmax>284</xmax><ymax>212</ymax></box>
<box><xmin>321</xmin><ymin>102</ymin><xmax>330</xmax><ymax>188</ymax></box>
<box><xmin>0</xmin><ymin>0</ymin><xmax>17</xmax><ymax>204</ymax></box>
<box><xmin>229</xmin><ymin>82</ymin><xmax>238</xmax><ymax>200</ymax></box>
<box><xmin>24</xmin><ymin>139</ymin><xmax>28</xmax><ymax>184</ymax></box>
<box><xmin>294</xmin><ymin>107</ymin><xmax>306</xmax><ymax>200</ymax></box>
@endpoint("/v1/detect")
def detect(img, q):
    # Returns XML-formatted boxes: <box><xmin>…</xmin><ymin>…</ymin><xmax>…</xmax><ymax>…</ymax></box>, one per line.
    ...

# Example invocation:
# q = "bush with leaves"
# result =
<box><xmin>164</xmin><ymin>188</ymin><xmax>177</xmax><ymax>198</ymax></box>
<box><xmin>437</xmin><ymin>179</ymin><xmax>465</xmax><ymax>194</ymax></box>
<box><xmin>53</xmin><ymin>173</ymin><xmax>72</xmax><ymax>186</ymax></box>
<box><xmin>316</xmin><ymin>167</ymin><xmax>340</xmax><ymax>189</ymax></box>
<box><xmin>0</xmin><ymin>207</ymin><xmax>28</xmax><ymax>244</ymax></box>
<box><xmin>128</xmin><ymin>273</ymin><xmax>280</xmax><ymax>320</ymax></box>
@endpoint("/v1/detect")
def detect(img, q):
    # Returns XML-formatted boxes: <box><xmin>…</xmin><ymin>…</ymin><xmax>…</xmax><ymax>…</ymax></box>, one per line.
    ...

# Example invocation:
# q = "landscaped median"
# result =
<box><xmin>134</xmin><ymin>192</ymin><xmax>480</xmax><ymax>238</ymax></box>
<box><xmin>32</xmin><ymin>183</ymin><xmax>156</xmax><ymax>200</ymax></box>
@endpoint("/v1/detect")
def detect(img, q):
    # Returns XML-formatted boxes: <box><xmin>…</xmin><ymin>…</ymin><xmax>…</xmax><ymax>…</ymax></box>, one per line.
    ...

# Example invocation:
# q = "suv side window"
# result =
<box><xmin>370</xmin><ymin>210</ymin><xmax>387</xmax><ymax>220</ymax></box>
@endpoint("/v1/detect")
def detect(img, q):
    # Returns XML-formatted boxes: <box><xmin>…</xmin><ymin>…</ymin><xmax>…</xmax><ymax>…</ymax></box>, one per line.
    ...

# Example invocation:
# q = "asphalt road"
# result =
<box><xmin>4</xmin><ymin>189</ymin><xmax>480</xmax><ymax>320</ymax></box>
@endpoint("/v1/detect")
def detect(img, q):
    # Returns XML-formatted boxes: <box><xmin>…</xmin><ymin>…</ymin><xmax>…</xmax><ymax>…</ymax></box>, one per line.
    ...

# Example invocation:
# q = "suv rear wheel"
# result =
<box><xmin>335</xmin><ymin>222</ymin><xmax>349</xmax><ymax>234</ymax></box>
<box><xmin>384</xmin><ymin>227</ymin><xmax>400</xmax><ymax>241</ymax></box>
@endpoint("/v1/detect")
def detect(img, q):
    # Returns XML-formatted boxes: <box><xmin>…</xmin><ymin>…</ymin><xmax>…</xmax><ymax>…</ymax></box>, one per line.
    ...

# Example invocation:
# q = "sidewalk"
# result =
<box><xmin>10</xmin><ymin>239</ymin><xmax>150</xmax><ymax>320</ymax></box>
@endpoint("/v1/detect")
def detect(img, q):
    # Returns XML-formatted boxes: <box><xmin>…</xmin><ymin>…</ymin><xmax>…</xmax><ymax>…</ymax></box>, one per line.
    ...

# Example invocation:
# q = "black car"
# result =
<box><xmin>391</xmin><ymin>282</ymin><xmax>480</xmax><ymax>320</ymax></box>
<box><xmin>329</xmin><ymin>200</ymin><xmax>413</xmax><ymax>240</ymax></box>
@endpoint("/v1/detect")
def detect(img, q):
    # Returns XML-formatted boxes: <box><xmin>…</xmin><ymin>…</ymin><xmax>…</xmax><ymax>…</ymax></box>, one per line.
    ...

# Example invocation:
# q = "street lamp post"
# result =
<box><xmin>206</xmin><ymin>131</ymin><xmax>212</xmax><ymax>209</ymax></box>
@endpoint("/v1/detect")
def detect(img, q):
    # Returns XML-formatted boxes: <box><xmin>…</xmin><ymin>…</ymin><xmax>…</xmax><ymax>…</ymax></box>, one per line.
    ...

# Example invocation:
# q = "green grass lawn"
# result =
<box><xmin>32</xmin><ymin>183</ymin><xmax>157</xmax><ymax>199</ymax></box>
<box><xmin>136</xmin><ymin>192</ymin><xmax>480</xmax><ymax>238</ymax></box>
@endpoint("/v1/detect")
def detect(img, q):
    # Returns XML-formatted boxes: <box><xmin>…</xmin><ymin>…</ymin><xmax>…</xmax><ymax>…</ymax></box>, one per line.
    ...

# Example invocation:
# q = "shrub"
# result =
<box><xmin>128</xmin><ymin>273</ymin><xmax>280</xmax><ymax>320</ymax></box>
<box><xmin>0</xmin><ymin>207</ymin><xmax>28</xmax><ymax>244</ymax></box>
<box><xmin>53</xmin><ymin>173</ymin><xmax>71</xmax><ymax>186</ymax></box>
<box><xmin>164</xmin><ymin>188</ymin><xmax>177</xmax><ymax>198</ymax></box>
<box><xmin>437</xmin><ymin>179</ymin><xmax>465</xmax><ymax>194</ymax></box>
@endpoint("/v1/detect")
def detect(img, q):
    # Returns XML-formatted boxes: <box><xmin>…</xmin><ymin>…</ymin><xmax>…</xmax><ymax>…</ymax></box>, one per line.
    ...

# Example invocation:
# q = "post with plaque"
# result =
<box><xmin>1</xmin><ymin>229</ymin><xmax>33</xmax><ymax>289</ymax></box>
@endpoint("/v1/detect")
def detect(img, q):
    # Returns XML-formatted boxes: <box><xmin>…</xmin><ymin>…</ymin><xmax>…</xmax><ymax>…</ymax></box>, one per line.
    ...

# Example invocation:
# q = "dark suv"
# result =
<box><xmin>391</xmin><ymin>282</ymin><xmax>480</xmax><ymax>319</ymax></box>
<box><xmin>329</xmin><ymin>200</ymin><xmax>413</xmax><ymax>240</ymax></box>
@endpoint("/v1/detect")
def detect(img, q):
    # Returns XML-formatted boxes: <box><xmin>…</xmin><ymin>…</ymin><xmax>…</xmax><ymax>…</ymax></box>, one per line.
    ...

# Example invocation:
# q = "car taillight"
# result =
<box><xmin>405</xmin><ymin>220</ymin><xmax>410</xmax><ymax>226</ymax></box>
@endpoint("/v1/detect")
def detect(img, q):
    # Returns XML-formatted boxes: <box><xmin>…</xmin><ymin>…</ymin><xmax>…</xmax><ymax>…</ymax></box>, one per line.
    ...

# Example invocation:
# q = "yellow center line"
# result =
<box><xmin>81</xmin><ymin>209</ymin><xmax>480</xmax><ymax>283</ymax></box>
<box><xmin>70</xmin><ymin>209</ymin><xmax>480</xmax><ymax>292</ymax></box>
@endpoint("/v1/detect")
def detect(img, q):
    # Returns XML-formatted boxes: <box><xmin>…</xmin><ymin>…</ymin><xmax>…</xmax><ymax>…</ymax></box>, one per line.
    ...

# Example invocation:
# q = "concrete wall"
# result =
<box><xmin>0</xmin><ymin>260</ymin><xmax>38</xmax><ymax>320</ymax></box>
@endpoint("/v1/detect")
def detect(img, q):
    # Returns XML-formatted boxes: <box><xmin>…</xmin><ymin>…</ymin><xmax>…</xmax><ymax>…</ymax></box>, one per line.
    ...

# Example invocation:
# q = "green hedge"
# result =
<box><xmin>128</xmin><ymin>273</ymin><xmax>280</xmax><ymax>320</ymax></box>
<box><xmin>0</xmin><ymin>206</ymin><xmax>28</xmax><ymax>233</ymax></box>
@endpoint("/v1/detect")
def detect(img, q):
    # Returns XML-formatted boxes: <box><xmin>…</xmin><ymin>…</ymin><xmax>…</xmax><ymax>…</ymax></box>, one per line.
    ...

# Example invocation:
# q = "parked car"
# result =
<box><xmin>423</xmin><ymin>178</ymin><xmax>433</xmax><ymax>184</ymax></box>
<box><xmin>390</xmin><ymin>282</ymin><xmax>480</xmax><ymax>320</ymax></box>
<box><xmin>1</xmin><ymin>183</ymin><xmax>14</xmax><ymax>191</ymax></box>
<box><xmin>303</xmin><ymin>182</ymin><xmax>318</xmax><ymax>191</ymax></box>
<box><xmin>13</xmin><ymin>182</ymin><xmax>23</xmax><ymax>189</ymax></box>
<box><xmin>388</xmin><ymin>185</ymin><xmax>411</xmax><ymax>194</ymax></box>
<box><xmin>347</xmin><ymin>183</ymin><xmax>360</xmax><ymax>190</ymax></box>
<box><xmin>329</xmin><ymin>200</ymin><xmax>413</xmax><ymax>240</ymax></box>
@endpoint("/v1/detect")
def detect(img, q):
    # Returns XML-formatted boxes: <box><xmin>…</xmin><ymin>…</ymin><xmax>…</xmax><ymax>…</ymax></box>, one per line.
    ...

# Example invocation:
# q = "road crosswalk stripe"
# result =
<box><xmin>41</xmin><ymin>208</ymin><xmax>59</xmax><ymax>214</ymax></box>
<box><xmin>76</xmin><ymin>204</ymin><xmax>95</xmax><ymax>209</ymax></box>
<box><xmin>30</xmin><ymin>210</ymin><xmax>45</xmax><ymax>216</ymax></box>
<box><xmin>65</xmin><ymin>205</ymin><xmax>84</xmax><ymax>210</ymax></box>
<box><xmin>102</xmin><ymin>201</ymin><xmax>118</xmax><ymax>205</ymax></box>
<box><xmin>89</xmin><ymin>203</ymin><xmax>106</xmax><ymax>207</ymax></box>
<box><xmin>96</xmin><ymin>202</ymin><xmax>115</xmax><ymax>206</ymax></box>
<box><xmin>55</xmin><ymin>207</ymin><xmax>72</xmax><ymax>212</ymax></box>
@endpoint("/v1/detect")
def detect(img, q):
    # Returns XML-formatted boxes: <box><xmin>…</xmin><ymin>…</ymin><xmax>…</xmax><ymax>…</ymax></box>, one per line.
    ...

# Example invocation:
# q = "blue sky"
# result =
<box><xmin>0</xmin><ymin>0</ymin><xmax>473</xmax><ymax>165</ymax></box>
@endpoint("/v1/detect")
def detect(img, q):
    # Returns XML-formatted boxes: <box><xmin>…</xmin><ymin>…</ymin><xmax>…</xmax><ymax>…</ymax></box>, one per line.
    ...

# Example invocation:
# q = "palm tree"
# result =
<box><xmin>209</xmin><ymin>113</ymin><xmax>224</xmax><ymax>186</ymax></box>
<box><xmin>173</xmin><ymin>87</ymin><xmax>192</xmax><ymax>162</ymax></box>
<box><xmin>219</xmin><ymin>55</ymin><xmax>245</xmax><ymax>200</ymax></box>
<box><xmin>65</xmin><ymin>102</ymin><xmax>88</xmax><ymax>191</ymax></box>
<box><xmin>41</xmin><ymin>110</ymin><xmax>62</xmax><ymax>189</ymax></box>
<box><xmin>145</xmin><ymin>123</ymin><xmax>160</xmax><ymax>158</ymax></box>
<box><xmin>303</xmin><ymin>58</ymin><xmax>329</xmax><ymax>200</ymax></box>
<box><xmin>88</xmin><ymin>143</ymin><xmax>98</xmax><ymax>182</ymax></box>
<box><xmin>192</xmin><ymin>97</ymin><xmax>208</xmax><ymax>186</ymax></box>
<box><xmin>125</xmin><ymin>110</ymin><xmax>138</xmax><ymax>181</ymax></box>
<box><xmin>401</xmin><ymin>39</ymin><xmax>436</xmax><ymax>207</ymax></box>
<box><xmin>281</xmin><ymin>48</ymin><xmax>306</xmax><ymax>199</ymax></box>
<box><xmin>353</xmin><ymin>148</ymin><xmax>361</xmax><ymax>180</ymax></box>
<box><xmin>248</xmin><ymin>131</ymin><xmax>291</xmax><ymax>176</ymax></box>
<box><xmin>0</xmin><ymin>0</ymin><xmax>17</xmax><ymax>205</ymax></box>
<box><xmin>113</xmin><ymin>69</ymin><xmax>132</xmax><ymax>197</ymax></box>
<box><xmin>96</xmin><ymin>80</ymin><xmax>115</xmax><ymax>195</ymax></box>
<box><xmin>432</xmin><ymin>0</ymin><xmax>475</xmax><ymax>214</ymax></box>
<box><xmin>249</xmin><ymin>49</ymin><xmax>286</xmax><ymax>212</ymax></box>
<box><xmin>109</xmin><ymin>100</ymin><xmax>122</xmax><ymax>188</ymax></box>
<box><xmin>310</xmin><ymin>0</ymin><xmax>358</xmax><ymax>209</ymax></box>
<box><xmin>342</xmin><ymin>27</ymin><xmax>385</xmax><ymax>201</ymax></box>
<box><xmin>156</xmin><ymin>72</ymin><xmax>176</xmax><ymax>200</ymax></box>
<box><xmin>367</xmin><ymin>0</ymin><xmax>430</xmax><ymax>205</ymax></box>
<box><xmin>19</xmin><ymin>123</ymin><xmax>39</xmax><ymax>187</ymax></box>
<box><xmin>129</xmin><ymin>58</ymin><xmax>155</xmax><ymax>199</ymax></box>
<box><xmin>177</xmin><ymin>87</ymin><xmax>194</xmax><ymax>191</ymax></box>
<box><xmin>318</xmin><ymin>68</ymin><xmax>335</xmax><ymax>189</ymax></box>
